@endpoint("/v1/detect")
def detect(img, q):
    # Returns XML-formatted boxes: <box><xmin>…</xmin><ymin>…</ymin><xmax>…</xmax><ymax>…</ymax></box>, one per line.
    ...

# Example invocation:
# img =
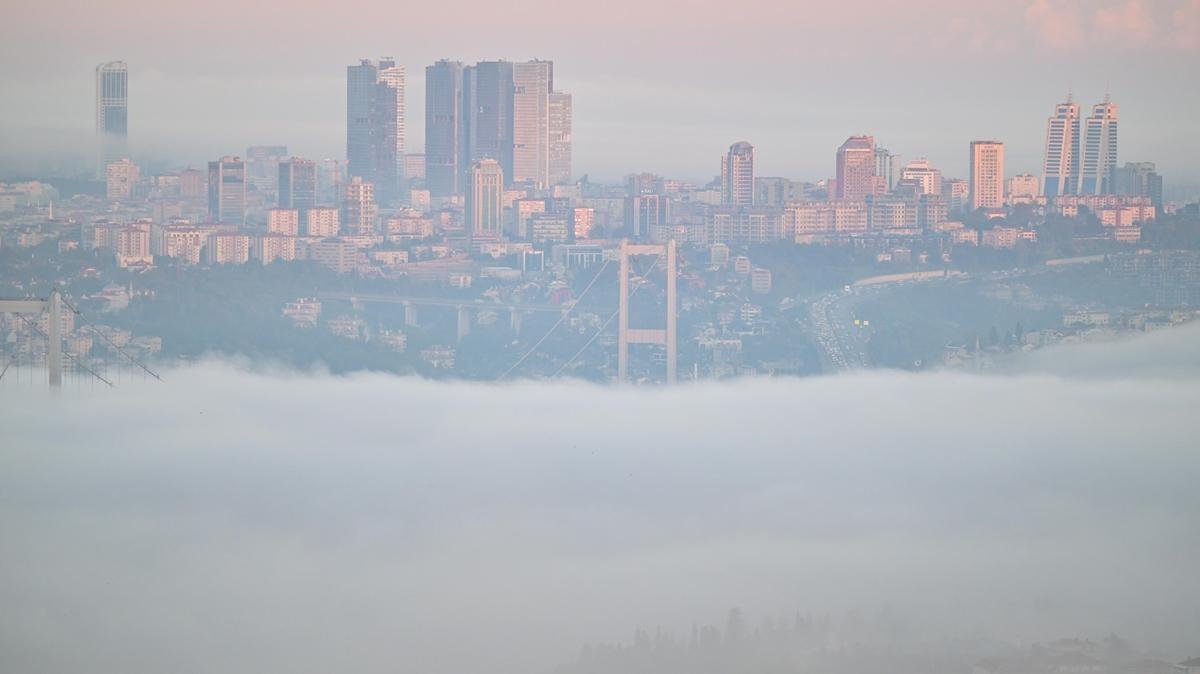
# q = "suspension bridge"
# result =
<box><xmin>0</xmin><ymin>289</ymin><xmax>162</xmax><ymax>390</ymax></box>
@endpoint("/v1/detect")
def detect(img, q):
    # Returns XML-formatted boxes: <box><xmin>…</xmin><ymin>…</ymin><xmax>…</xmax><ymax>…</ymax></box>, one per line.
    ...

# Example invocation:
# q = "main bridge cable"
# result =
<box><xmin>553</xmin><ymin>250</ymin><xmax>667</xmax><ymax>378</ymax></box>
<box><xmin>16</xmin><ymin>313</ymin><xmax>114</xmax><ymax>387</ymax></box>
<box><xmin>496</xmin><ymin>257</ymin><xmax>613</xmax><ymax>381</ymax></box>
<box><xmin>58</xmin><ymin>294</ymin><xmax>162</xmax><ymax>382</ymax></box>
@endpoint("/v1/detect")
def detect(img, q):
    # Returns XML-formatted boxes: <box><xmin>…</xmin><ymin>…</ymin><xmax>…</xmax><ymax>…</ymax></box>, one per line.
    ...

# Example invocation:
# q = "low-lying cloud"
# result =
<box><xmin>2</xmin><ymin>328</ymin><xmax>1199</xmax><ymax>673</ymax></box>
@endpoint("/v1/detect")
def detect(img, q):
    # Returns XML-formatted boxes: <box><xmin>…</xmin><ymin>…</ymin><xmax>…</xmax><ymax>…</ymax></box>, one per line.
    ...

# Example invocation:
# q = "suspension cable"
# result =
<box><xmin>496</xmin><ymin>257</ymin><xmax>612</xmax><ymax>381</ymax></box>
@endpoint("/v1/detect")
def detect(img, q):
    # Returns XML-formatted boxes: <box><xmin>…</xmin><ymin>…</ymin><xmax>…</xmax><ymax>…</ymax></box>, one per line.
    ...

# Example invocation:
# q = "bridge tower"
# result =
<box><xmin>617</xmin><ymin>239</ymin><xmax>677</xmax><ymax>384</ymax></box>
<box><xmin>0</xmin><ymin>289</ymin><xmax>63</xmax><ymax>388</ymax></box>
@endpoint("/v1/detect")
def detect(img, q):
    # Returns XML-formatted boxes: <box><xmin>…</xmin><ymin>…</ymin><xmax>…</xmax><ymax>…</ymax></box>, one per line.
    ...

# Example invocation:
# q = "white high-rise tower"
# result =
<box><xmin>1041</xmin><ymin>95</ymin><xmax>1081</xmax><ymax>199</ymax></box>
<box><xmin>1079</xmin><ymin>96</ymin><xmax>1118</xmax><ymax>195</ymax></box>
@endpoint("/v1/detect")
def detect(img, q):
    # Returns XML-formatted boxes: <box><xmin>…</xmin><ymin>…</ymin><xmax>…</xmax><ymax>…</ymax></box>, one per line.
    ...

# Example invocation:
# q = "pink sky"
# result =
<box><xmin>1</xmin><ymin>0</ymin><xmax>1197</xmax><ymax>185</ymax></box>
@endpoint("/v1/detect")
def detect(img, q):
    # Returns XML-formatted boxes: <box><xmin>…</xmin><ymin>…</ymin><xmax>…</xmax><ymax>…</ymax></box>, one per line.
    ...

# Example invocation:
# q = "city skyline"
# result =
<box><xmin>2</xmin><ymin>1</ymin><xmax>1198</xmax><ymax>187</ymax></box>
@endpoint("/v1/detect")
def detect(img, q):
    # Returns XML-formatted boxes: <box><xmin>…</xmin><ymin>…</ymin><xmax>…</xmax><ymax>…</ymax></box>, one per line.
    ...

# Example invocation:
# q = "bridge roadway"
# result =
<box><xmin>317</xmin><ymin>291</ymin><xmax>578</xmax><ymax>342</ymax></box>
<box><xmin>317</xmin><ymin>291</ymin><xmax>569</xmax><ymax>313</ymax></box>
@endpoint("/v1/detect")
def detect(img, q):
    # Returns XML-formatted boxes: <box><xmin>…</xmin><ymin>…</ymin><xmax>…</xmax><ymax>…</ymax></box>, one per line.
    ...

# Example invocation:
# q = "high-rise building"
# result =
<box><xmin>625</xmin><ymin>194</ymin><xmax>670</xmax><ymax>238</ymax></box>
<box><xmin>375</xmin><ymin>61</ymin><xmax>405</xmax><ymax>204</ymax></box>
<box><xmin>1042</xmin><ymin>95</ymin><xmax>1081</xmax><ymax>199</ymax></box>
<box><xmin>208</xmin><ymin>156</ymin><xmax>246</xmax><ymax>223</ymax></box>
<box><xmin>1115</xmin><ymin>162</ymin><xmax>1163</xmax><ymax>214</ymax></box>
<box><xmin>463</xmin><ymin>61</ymin><xmax>515</xmax><ymax>185</ymax></box>
<box><xmin>969</xmin><ymin>141</ymin><xmax>1005</xmax><ymax>211</ymax></box>
<box><xmin>549</xmin><ymin>91</ymin><xmax>573</xmax><ymax>186</ymax></box>
<box><xmin>347</xmin><ymin>59</ymin><xmax>379</xmax><ymax>185</ymax></box>
<box><xmin>835</xmin><ymin>136</ymin><xmax>876</xmax><ymax>202</ymax></box>
<box><xmin>466</xmin><ymin>159</ymin><xmax>504</xmax><ymax>239</ymax></box>
<box><xmin>425</xmin><ymin>60</ymin><xmax>464</xmax><ymax>198</ymax></box>
<box><xmin>875</xmin><ymin>147</ymin><xmax>898</xmax><ymax>192</ymax></box>
<box><xmin>105</xmin><ymin>158</ymin><xmax>139</xmax><ymax>199</ymax></box>
<box><xmin>900</xmin><ymin>158</ymin><xmax>942</xmax><ymax>196</ymax></box>
<box><xmin>512</xmin><ymin>60</ymin><xmax>554</xmax><ymax>189</ymax></box>
<box><xmin>245</xmin><ymin>145</ymin><xmax>288</xmax><ymax>196</ymax></box>
<box><xmin>942</xmin><ymin>178</ymin><xmax>970</xmax><ymax>213</ymax></box>
<box><xmin>341</xmin><ymin>177</ymin><xmax>378</xmax><ymax>235</ymax></box>
<box><xmin>721</xmin><ymin>142</ymin><xmax>755</xmax><ymax>206</ymax></box>
<box><xmin>95</xmin><ymin>61</ymin><xmax>128</xmax><ymax>174</ymax></box>
<box><xmin>346</xmin><ymin>58</ymin><xmax>405</xmax><ymax>204</ymax></box>
<box><xmin>278</xmin><ymin>158</ymin><xmax>317</xmax><ymax>224</ymax></box>
<box><xmin>1080</xmin><ymin>96</ymin><xmax>1118</xmax><ymax>195</ymax></box>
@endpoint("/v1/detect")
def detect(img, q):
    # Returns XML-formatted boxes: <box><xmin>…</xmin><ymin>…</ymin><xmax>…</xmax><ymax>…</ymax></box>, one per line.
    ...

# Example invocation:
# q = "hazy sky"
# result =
<box><xmin>2</xmin><ymin>325</ymin><xmax>1200</xmax><ymax>673</ymax></box>
<box><xmin>1</xmin><ymin>0</ymin><xmax>1199</xmax><ymax>183</ymax></box>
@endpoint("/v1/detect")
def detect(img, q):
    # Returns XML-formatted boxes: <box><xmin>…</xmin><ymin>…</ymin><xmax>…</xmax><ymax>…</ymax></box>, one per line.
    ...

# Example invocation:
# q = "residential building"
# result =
<box><xmin>969</xmin><ymin>141</ymin><xmax>1005</xmax><ymax>211</ymax></box>
<box><xmin>341</xmin><ymin>177</ymin><xmax>378</xmax><ymax>235</ymax></box>
<box><xmin>105</xmin><ymin>158</ymin><xmax>139</xmax><ymax>199</ymax></box>
<box><xmin>721</xmin><ymin>141</ymin><xmax>755</xmax><ymax>206</ymax></box>
<box><xmin>306</xmin><ymin>207</ymin><xmax>340</xmax><ymax>237</ymax></box>
<box><xmin>267</xmin><ymin>208</ymin><xmax>300</xmax><ymax>236</ymax></box>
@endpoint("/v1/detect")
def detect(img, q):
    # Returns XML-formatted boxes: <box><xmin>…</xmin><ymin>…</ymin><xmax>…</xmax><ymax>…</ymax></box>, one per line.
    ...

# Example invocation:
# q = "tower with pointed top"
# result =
<box><xmin>1079</xmin><ymin>95</ymin><xmax>1118</xmax><ymax>195</ymax></box>
<box><xmin>1041</xmin><ymin>95</ymin><xmax>1081</xmax><ymax>200</ymax></box>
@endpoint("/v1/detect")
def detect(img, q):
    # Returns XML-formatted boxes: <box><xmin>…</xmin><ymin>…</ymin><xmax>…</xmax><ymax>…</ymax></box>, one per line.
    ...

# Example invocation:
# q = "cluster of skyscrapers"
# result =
<box><xmin>424</xmin><ymin>59</ymin><xmax>572</xmax><ymax>199</ymax></box>
<box><xmin>1042</xmin><ymin>94</ymin><xmax>1120</xmax><ymax>198</ymax></box>
<box><xmin>93</xmin><ymin>58</ymin><xmax>1163</xmax><ymax>235</ymax></box>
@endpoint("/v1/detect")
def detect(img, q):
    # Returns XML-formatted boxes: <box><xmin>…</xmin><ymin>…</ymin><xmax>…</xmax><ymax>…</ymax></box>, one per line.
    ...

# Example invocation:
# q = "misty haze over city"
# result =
<box><xmin>2</xmin><ymin>1</ymin><xmax>1200</xmax><ymax>673</ymax></box>
<box><xmin>3</xmin><ymin>327</ymin><xmax>1200</xmax><ymax>673</ymax></box>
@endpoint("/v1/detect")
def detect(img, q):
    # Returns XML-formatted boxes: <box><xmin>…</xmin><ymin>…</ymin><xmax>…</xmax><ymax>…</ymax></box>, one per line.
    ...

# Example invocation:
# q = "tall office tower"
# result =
<box><xmin>341</xmin><ymin>177</ymin><xmax>378</xmax><ymax>235</ymax></box>
<box><xmin>835</xmin><ymin>136</ymin><xmax>876</xmax><ymax>202</ymax></box>
<box><xmin>900</xmin><ymin>158</ymin><xmax>943</xmax><ymax>196</ymax></box>
<box><xmin>315</xmin><ymin>159</ymin><xmax>346</xmax><ymax>206</ymax></box>
<box><xmin>969</xmin><ymin>141</ymin><xmax>1005</xmax><ymax>211</ymax></box>
<box><xmin>463</xmin><ymin>61</ymin><xmax>515</xmax><ymax>185</ymax></box>
<box><xmin>512</xmin><ymin>60</ymin><xmax>554</xmax><ymax>189</ymax></box>
<box><xmin>1079</xmin><ymin>96</ymin><xmax>1118</xmax><ymax>195</ymax></box>
<box><xmin>1116</xmin><ymin>161</ymin><xmax>1164</xmax><ymax>213</ymax></box>
<box><xmin>721</xmin><ymin>141</ymin><xmax>755</xmax><ymax>205</ymax></box>
<box><xmin>1041</xmin><ymin>95</ymin><xmax>1081</xmax><ymax>199</ymax></box>
<box><xmin>875</xmin><ymin>147</ymin><xmax>898</xmax><ymax>192</ymax></box>
<box><xmin>548</xmin><ymin>91</ymin><xmax>573</xmax><ymax>186</ymax></box>
<box><xmin>425</xmin><ymin>60</ymin><xmax>464</xmax><ymax>198</ymax></box>
<box><xmin>624</xmin><ymin>194</ymin><xmax>670</xmax><ymax>239</ymax></box>
<box><xmin>95</xmin><ymin>61</ymin><xmax>128</xmax><ymax>175</ymax></box>
<box><xmin>347</xmin><ymin>59</ymin><xmax>379</xmax><ymax>184</ymax></box>
<box><xmin>375</xmin><ymin>60</ymin><xmax>405</xmax><ymax>204</ymax></box>
<box><xmin>208</xmin><ymin>156</ymin><xmax>246</xmax><ymax>223</ymax></box>
<box><xmin>466</xmin><ymin>159</ymin><xmax>504</xmax><ymax>239</ymax></box>
<box><xmin>278</xmin><ymin>158</ymin><xmax>317</xmax><ymax>225</ymax></box>
<box><xmin>245</xmin><ymin>145</ymin><xmax>288</xmax><ymax>196</ymax></box>
<box><xmin>346</xmin><ymin>58</ymin><xmax>405</xmax><ymax>204</ymax></box>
